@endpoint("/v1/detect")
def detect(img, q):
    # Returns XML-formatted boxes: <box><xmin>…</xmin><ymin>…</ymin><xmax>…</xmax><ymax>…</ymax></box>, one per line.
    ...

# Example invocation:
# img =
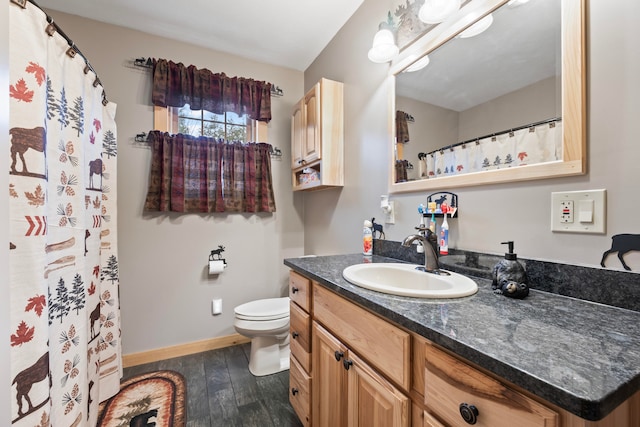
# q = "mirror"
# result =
<box><xmin>388</xmin><ymin>0</ymin><xmax>586</xmax><ymax>193</ymax></box>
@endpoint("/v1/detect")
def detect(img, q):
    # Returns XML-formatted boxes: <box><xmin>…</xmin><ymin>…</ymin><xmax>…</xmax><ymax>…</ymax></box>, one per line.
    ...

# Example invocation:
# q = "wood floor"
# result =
<box><xmin>122</xmin><ymin>343</ymin><xmax>304</xmax><ymax>427</ymax></box>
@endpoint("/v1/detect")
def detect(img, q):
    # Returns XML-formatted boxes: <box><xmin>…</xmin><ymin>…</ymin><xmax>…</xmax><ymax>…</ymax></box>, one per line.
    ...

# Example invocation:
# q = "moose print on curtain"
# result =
<box><xmin>9</xmin><ymin>2</ymin><xmax>121</xmax><ymax>426</ymax></box>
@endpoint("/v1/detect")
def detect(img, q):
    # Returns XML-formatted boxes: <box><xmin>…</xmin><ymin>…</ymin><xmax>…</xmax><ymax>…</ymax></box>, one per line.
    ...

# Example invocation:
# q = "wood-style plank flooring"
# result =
<box><xmin>123</xmin><ymin>343</ymin><xmax>304</xmax><ymax>427</ymax></box>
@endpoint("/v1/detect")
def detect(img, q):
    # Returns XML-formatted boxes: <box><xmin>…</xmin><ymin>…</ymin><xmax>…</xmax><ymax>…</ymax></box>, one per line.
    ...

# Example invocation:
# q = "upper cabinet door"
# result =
<box><xmin>291</xmin><ymin>98</ymin><xmax>305</xmax><ymax>168</ymax></box>
<box><xmin>303</xmin><ymin>83</ymin><xmax>321</xmax><ymax>164</ymax></box>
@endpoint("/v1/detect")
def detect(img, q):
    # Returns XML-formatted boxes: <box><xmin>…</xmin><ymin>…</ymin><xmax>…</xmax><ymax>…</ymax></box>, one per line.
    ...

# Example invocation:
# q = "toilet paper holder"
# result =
<box><xmin>209</xmin><ymin>245</ymin><xmax>227</xmax><ymax>266</ymax></box>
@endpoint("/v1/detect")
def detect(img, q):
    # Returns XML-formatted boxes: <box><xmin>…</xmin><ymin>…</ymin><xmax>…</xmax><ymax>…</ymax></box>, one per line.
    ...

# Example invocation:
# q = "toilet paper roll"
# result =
<box><xmin>208</xmin><ymin>260</ymin><xmax>226</xmax><ymax>274</ymax></box>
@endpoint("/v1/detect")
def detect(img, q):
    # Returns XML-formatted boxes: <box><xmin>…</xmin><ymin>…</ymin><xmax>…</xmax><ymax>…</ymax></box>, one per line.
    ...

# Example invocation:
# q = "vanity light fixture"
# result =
<box><xmin>458</xmin><ymin>13</ymin><xmax>494</xmax><ymax>38</ymax></box>
<box><xmin>404</xmin><ymin>54</ymin><xmax>430</xmax><ymax>72</ymax></box>
<box><xmin>418</xmin><ymin>0</ymin><xmax>461</xmax><ymax>24</ymax></box>
<box><xmin>368</xmin><ymin>28</ymin><xmax>399</xmax><ymax>63</ymax></box>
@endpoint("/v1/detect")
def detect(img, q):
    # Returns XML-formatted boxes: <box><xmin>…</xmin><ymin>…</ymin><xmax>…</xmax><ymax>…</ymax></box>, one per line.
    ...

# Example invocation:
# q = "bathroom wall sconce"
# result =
<box><xmin>419</xmin><ymin>0</ymin><xmax>461</xmax><ymax>24</ymax></box>
<box><xmin>458</xmin><ymin>13</ymin><xmax>494</xmax><ymax>38</ymax></box>
<box><xmin>368</xmin><ymin>27</ymin><xmax>399</xmax><ymax>63</ymax></box>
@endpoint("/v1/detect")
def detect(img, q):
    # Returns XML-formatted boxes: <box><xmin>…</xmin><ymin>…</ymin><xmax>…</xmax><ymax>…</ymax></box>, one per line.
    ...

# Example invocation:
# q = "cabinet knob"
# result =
<box><xmin>291</xmin><ymin>286</ymin><xmax>299</xmax><ymax>293</ymax></box>
<box><xmin>459</xmin><ymin>403</ymin><xmax>479</xmax><ymax>425</ymax></box>
<box><xmin>334</xmin><ymin>350</ymin><xmax>344</xmax><ymax>361</ymax></box>
<box><xmin>291</xmin><ymin>387</ymin><xmax>299</xmax><ymax>396</ymax></box>
<box><xmin>343</xmin><ymin>359</ymin><xmax>353</xmax><ymax>371</ymax></box>
<box><xmin>292</xmin><ymin>331</ymin><xmax>299</xmax><ymax>339</ymax></box>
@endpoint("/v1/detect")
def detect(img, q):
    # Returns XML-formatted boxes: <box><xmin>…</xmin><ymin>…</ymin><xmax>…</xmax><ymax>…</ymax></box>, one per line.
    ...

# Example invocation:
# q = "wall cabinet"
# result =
<box><xmin>288</xmin><ymin>269</ymin><xmax>640</xmax><ymax>427</ymax></box>
<box><xmin>290</xmin><ymin>78</ymin><xmax>343</xmax><ymax>191</ymax></box>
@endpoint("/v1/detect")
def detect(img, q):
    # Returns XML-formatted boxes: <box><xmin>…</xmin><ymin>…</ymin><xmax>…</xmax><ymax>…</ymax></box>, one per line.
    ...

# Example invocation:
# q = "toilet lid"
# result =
<box><xmin>234</xmin><ymin>297</ymin><xmax>290</xmax><ymax>321</ymax></box>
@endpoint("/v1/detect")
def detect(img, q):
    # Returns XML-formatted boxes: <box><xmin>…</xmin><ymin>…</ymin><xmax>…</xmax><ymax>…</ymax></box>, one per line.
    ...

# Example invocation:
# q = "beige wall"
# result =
<box><xmin>304</xmin><ymin>0</ymin><xmax>640</xmax><ymax>271</ymax></box>
<box><xmin>41</xmin><ymin>11</ymin><xmax>306</xmax><ymax>355</ymax></box>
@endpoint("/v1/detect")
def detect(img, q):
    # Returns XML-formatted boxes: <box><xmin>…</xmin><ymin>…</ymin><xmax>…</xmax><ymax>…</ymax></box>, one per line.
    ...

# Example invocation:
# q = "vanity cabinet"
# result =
<box><xmin>290</xmin><ymin>78</ymin><xmax>343</xmax><ymax>191</ymax></box>
<box><xmin>288</xmin><ymin>268</ymin><xmax>640</xmax><ymax>427</ymax></box>
<box><xmin>289</xmin><ymin>271</ymin><xmax>313</xmax><ymax>427</ymax></box>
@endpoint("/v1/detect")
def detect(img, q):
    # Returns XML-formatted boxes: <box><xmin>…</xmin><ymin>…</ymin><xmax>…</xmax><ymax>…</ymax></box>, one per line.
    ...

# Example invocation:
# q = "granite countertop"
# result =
<box><xmin>284</xmin><ymin>254</ymin><xmax>640</xmax><ymax>421</ymax></box>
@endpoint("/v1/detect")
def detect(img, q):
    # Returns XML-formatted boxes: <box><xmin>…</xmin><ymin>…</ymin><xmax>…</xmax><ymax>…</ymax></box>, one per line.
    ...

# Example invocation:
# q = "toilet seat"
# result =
<box><xmin>234</xmin><ymin>297</ymin><xmax>289</xmax><ymax>321</ymax></box>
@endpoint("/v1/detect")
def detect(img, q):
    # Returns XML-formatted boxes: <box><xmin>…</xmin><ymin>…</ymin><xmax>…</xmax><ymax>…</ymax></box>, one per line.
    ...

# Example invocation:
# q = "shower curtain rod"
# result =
<box><xmin>419</xmin><ymin>116</ymin><xmax>562</xmax><ymax>158</ymax></box>
<box><xmin>13</xmin><ymin>0</ymin><xmax>109</xmax><ymax>104</ymax></box>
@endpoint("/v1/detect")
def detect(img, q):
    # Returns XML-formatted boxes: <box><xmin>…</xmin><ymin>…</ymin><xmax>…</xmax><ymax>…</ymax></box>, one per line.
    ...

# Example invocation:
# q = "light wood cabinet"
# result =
<box><xmin>288</xmin><ymin>269</ymin><xmax>640</xmax><ymax>427</ymax></box>
<box><xmin>291</xmin><ymin>78</ymin><xmax>343</xmax><ymax>191</ymax></box>
<box><xmin>289</xmin><ymin>271</ymin><xmax>313</xmax><ymax>427</ymax></box>
<box><xmin>313</xmin><ymin>322</ymin><xmax>410</xmax><ymax>427</ymax></box>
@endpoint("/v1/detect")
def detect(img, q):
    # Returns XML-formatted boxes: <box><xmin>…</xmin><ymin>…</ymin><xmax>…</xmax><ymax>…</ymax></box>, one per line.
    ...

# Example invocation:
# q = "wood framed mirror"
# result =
<box><xmin>388</xmin><ymin>0</ymin><xmax>586</xmax><ymax>193</ymax></box>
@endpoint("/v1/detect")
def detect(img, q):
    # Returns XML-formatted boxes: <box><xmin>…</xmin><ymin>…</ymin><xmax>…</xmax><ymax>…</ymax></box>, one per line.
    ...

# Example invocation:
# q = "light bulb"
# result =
<box><xmin>404</xmin><ymin>55</ymin><xmax>430</xmax><ymax>72</ymax></box>
<box><xmin>368</xmin><ymin>29</ymin><xmax>399</xmax><ymax>63</ymax></box>
<box><xmin>458</xmin><ymin>13</ymin><xmax>494</xmax><ymax>39</ymax></box>
<box><xmin>419</xmin><ymin>0</ymin><xmax>461</xmax><ymax>24</ymax></box>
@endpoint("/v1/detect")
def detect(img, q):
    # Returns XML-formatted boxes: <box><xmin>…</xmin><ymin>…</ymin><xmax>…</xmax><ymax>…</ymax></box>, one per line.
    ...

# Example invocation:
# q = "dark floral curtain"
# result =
<box><xmin>144</xmin><ymin>131</ymin><xmax>276</xmax><ymax>213</ymax></box>
<box><xmin>395</xmin><ymin>159</ymin><xmax>410</xmax><ymax>183</ymax></box>
<box><xmin>151</xmin><ymin>58</ymin><xmax>272</xmax><ymax>122</ymax></box>
<box><xmin>396</xmin><ymin>110</ymin><xmax>410</xmax><ymax>143</ymax></box>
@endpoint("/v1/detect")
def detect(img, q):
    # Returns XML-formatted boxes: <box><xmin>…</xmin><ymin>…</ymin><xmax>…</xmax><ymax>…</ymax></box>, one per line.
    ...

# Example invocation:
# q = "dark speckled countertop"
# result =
<box><xmin>284</xmin><ymin>254</ymin><xmax>640</xmax><ymax>421</ymax></box>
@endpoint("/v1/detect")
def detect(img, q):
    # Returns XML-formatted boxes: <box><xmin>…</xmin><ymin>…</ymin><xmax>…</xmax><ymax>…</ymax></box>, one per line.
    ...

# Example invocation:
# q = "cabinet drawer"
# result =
<box><xmin>313</xmin><ymin>285</ymin><xmax>411</xmax><ymax>390</ymax></box>
<box><xmin>290</xmin><ymin>301</ymin><xmax>311</xmax><ymax>372</ymax></box>
<box><xmin>425</xmin><ymin>344</ymin><xmax>558</xmax><ymax>427</ymax></box>
<box><xmin>290</xmin><ymin>356</ymin><xmax>311</xmax><ymax>427</ymax></box>
<box><xmin>289</xmin><ymin>271</ymin><xmax>311</xmax><ymax>311</ymax></box>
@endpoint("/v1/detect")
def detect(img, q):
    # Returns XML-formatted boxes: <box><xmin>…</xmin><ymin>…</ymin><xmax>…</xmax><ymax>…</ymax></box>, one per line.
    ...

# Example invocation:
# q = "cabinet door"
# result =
<box><xmin>313</xmin><ymin>322</ymin><xmax>348</xmax><ymax>427</ymax></box>
<box><xmin>347</xmin><ymin>351</ymin><xmax>410</xmax><ymax>427</ymax></box>
<box><xmin>303</xmin><ymin>83</ymin><xmax>321</xmax><ymax>163</ymax></box>
<box><xmin>291</xmin><ymin>98</ymin><xmax>305</xmax><ymax>168</ymax></box>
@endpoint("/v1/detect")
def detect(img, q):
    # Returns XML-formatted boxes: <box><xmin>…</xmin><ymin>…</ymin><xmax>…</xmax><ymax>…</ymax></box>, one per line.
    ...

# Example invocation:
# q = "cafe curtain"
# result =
<box><xmin>144</xmin><ymin>131</ymin><xmax>276</xmax><ymax>213</ymax></box>
<box><xmin>9</xmin><ymin>1</ymin><xmax>121</xmax><ymax>426</ymax></box>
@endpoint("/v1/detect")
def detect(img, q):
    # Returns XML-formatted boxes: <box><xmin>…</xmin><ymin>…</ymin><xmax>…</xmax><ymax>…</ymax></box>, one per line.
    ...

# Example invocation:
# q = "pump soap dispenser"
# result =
<box><xmin>492</xmin><ymin>241</ymin><xmax>529</xmax><ymax>299</ymax></box>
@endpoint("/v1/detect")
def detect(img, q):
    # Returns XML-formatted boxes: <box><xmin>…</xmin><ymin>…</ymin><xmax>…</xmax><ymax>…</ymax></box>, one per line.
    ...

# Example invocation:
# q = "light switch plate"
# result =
<box><xmin>551</xmin><ymin>189</ymin><xmax>606</xmax><ymax>233</ymax></box>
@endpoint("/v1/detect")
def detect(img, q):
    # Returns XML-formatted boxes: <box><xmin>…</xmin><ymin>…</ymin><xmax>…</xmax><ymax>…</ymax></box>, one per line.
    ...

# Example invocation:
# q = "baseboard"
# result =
<box><xmin>122</xmin><ymin>333</ymin><xmax>251</xmax><ymax>368</ymax></box>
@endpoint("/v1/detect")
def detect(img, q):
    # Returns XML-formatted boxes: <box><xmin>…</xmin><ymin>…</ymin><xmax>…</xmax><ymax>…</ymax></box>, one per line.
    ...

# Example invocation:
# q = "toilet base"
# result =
<box><xmin>247</xmin><ymin>335</ymin><xmax>290</xmax><ymax>376</ymax></box>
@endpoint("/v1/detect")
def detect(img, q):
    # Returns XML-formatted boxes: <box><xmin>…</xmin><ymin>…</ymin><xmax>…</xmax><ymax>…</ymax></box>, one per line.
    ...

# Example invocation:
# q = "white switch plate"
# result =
<box><xmin>551</xmin><ymin>189</ymin><xmax>606</xmax><ymax>233</ymax></box>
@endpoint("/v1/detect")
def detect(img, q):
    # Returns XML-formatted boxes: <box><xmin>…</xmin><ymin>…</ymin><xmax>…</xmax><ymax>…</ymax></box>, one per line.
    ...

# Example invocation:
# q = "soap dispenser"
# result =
<box><xmin>492</xmin><ymin>241</ymin><xmax>528</xmax><ymax>298</ymax></box>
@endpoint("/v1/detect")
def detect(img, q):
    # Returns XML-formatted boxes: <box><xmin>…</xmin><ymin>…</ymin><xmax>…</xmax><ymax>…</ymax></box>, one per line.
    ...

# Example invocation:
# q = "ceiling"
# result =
<box><xmin>35</xmin><ymin>0</ymin><xmax>365</xmax><ymax>71</ymax></box>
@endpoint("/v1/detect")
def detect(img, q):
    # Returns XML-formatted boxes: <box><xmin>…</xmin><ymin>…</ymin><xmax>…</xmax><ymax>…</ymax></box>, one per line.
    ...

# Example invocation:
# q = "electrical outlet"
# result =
<box><xmin>551</xmin><ymin>190</ymin><xmax>606</xmax><ymax>233</ymax></box>
<box><xmin>560</xmin><ymin>200</ymin><xmax>574</xmax><ymax>223</ymax></box>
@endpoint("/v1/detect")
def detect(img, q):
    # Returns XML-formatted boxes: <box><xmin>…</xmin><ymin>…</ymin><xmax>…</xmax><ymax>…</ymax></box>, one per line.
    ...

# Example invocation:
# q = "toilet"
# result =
<box><xmin>234</xmin><ymin>297</ymin><xmax>290</xmax><ymax>376</ymax></box>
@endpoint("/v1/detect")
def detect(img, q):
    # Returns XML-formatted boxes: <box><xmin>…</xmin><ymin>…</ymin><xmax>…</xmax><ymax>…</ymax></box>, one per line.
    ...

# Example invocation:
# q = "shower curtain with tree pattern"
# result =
<box><xmin>9</xmin><ymin>2</ymin><xmax>121</xmax><ymax>425</ymax></box>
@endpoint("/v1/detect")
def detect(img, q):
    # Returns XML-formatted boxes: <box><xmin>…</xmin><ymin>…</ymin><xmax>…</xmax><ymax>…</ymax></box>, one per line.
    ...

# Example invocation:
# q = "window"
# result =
<box><xmin>154</xmin><ymin>106</ymin><xmax>268</xmax><ymax>142</ymax></box>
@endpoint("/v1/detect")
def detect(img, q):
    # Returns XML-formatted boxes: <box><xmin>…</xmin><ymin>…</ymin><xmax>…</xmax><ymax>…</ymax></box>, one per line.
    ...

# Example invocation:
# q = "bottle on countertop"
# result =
<box><xmin>363</xmin><ymin>219</ymin><xmax>373</xmax><ymax>256</ymax></box>
<box><xmin>492</xmin><ymin>241</ymin><xmax>528</xmax><ymax>297</ymax></box>
<box><xmin>439</xmin><ymin>212</ymin><xmax>449</xmax><ymax>255</ymax></box>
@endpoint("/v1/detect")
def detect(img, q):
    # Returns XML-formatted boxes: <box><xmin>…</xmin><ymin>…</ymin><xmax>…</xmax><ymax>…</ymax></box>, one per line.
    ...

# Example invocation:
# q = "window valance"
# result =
<box><xmin>151</xmin><ymin>58</ymin><xmax>273</xmax><ymax>122</ymax></box>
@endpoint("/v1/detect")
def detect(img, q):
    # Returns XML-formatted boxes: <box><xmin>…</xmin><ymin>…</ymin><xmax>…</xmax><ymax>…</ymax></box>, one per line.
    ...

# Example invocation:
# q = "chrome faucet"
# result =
<box><xmin>402</xmin><ymin>230</ymin><xmax>445</xmax><ymax>274</ymax></box>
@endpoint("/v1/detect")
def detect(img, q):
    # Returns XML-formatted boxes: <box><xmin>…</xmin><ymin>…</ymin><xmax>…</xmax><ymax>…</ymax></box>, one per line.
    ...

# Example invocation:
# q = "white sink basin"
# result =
<box><xmin>342</xmin><ymin>263</ymin><xmax>478</xmax><ymax>298</ymax></box>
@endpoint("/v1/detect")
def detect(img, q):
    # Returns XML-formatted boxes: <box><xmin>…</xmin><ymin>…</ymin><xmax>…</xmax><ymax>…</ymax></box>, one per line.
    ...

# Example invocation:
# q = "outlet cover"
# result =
<box><xmin>551</xmin><ymin>189</ymin><xmax>606</xmax><ymax>234</ymax></box>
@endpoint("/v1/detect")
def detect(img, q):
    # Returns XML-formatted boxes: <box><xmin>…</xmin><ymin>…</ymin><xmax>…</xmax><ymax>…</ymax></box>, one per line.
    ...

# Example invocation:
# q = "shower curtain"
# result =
<box><xmin>9</xmin><ymin>2</ymin><xmax>121</xmax><ymax>426</ymax></box>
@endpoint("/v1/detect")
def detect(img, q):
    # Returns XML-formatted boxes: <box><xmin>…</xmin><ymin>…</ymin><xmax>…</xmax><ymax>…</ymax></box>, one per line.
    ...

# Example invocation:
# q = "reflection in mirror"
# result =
<box><xmin>389</xmin><ymin>0</ymin><xmax>586</xmax><ymax>193</ymax></box>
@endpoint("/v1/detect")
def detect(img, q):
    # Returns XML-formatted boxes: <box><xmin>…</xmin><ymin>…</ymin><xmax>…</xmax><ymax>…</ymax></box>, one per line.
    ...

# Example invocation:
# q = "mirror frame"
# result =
<box><xmin>388</xmin><ymin>0</ymin><xmax>586</xmax><ymax>193</ymax></box>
